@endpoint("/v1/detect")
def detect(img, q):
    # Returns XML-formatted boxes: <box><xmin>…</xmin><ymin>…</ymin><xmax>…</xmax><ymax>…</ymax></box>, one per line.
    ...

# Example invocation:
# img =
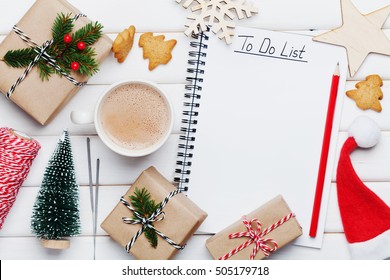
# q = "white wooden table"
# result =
<box><xmin>0</xmin><ymin>0</ymin><xmax>389</xmax><ymax>260</ymax></box>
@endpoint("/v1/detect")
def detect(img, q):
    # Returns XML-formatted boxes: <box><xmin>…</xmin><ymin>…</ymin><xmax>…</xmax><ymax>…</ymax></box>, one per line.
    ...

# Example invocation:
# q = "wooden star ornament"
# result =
<box><xmin>313</xmin><ymin>0</ymin><xmax>390</xmax><ymax>77</ymax></box>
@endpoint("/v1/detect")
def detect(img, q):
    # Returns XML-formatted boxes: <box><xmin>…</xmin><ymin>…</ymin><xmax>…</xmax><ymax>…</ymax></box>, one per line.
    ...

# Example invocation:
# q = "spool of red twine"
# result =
<box><xmin>0</xmin><ymin>128</ymin><xmax>40</xmax><ymax>229</ymax></box>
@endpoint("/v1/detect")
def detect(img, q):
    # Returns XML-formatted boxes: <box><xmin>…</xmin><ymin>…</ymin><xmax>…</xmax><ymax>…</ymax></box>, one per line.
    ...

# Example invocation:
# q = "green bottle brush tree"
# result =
<box><xmin>31</xmin><ymin>129</ymin><xmax>81</xmax><ymax>249</ymax></box>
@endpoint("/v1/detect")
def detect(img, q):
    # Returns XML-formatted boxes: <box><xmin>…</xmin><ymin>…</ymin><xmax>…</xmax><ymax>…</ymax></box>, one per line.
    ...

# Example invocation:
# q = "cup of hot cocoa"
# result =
<box><xmin>71</xmin><ymin>80</ymin><xmax>173</xmax><ymax>157</ymax></box>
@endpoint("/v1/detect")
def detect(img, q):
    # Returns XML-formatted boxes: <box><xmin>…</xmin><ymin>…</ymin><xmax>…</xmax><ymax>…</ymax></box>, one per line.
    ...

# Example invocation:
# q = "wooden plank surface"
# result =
<box><xmin>0</xmin><ymin>79</ymin><xmax>389</xmax><ymax>137</ymax></box>
<box><xmin>2</xmin><ymin>180</ymin><xmax>389</xmax><ymax>238</ymax></box>
<box><xmin>0</xmin><ymin>234</ymin><xmax>353</xmax><ymax>260</ymax></box>
<box><xmin>1</xmin><ymin>0</ymin><xmax>389</xmax><ymax>34</ymax></box>
<box><xmin>0</xmin><ymin>0</ymin><xmax>389</xmax><ymax>260</ymax></box>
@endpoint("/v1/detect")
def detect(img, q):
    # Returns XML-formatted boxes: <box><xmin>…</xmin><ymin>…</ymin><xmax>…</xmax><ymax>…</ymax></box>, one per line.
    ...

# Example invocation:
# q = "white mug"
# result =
<box><xmin>71</xmin><ymin>79</ymin><xmax>174</xmax><ymax>157</ymax></box>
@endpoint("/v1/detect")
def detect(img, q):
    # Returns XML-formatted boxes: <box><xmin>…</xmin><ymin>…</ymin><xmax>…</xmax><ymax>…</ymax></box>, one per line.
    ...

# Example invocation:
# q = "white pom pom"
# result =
<box><xmin>348</xmin><ymin>116</ymin><xmax>381</xmax><ymax>148</ymax></box>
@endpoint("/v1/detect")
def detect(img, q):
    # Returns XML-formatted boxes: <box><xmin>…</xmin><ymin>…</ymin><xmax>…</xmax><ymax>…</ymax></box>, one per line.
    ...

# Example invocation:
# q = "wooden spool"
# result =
<box><xmin>41</xmin><ymin>239</ymin><xmax>70</xmax><ymax>250</ymax></box>
<box><xmin>10</xmin><ymin>129</ymin><xmax>32</xmax><ymax>141</ymax></box>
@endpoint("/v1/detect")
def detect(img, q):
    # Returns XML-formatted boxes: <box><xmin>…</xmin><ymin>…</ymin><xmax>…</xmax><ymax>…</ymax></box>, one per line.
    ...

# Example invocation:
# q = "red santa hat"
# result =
<box><xmin>336</xmin><ymin>116</ymin><xmax>390</xmax><ymax>259</ymax></box>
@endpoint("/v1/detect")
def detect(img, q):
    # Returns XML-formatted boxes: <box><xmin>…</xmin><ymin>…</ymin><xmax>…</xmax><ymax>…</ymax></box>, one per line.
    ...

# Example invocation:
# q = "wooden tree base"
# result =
<box><xmin>41</xmin><ymin>239</ymin><xmax>70</xmax><ymax>249</ymax></box>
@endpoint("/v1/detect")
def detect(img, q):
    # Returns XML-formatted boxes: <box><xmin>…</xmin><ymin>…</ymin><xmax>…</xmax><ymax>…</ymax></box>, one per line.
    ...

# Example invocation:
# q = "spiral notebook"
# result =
<box><xmin>174</xmin><ymin>26</ymin><xmax>348</xmax><ymax>248</ymax></box>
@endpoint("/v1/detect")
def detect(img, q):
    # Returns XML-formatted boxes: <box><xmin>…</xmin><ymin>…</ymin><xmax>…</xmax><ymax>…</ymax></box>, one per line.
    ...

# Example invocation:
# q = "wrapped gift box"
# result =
<box><xmin>0</xmin><ymin>0</ymin><xmax>112</xmax><ymax>125</ymax></box>
<box><xmin>101</xmin><ymin>166</ymin><xmax>208</xmax><ymax>260</ymax></box>
<box><xmin>206</xmin><ymin>195</ymin><xmax>302</xmax><ymax>260</ymax></box>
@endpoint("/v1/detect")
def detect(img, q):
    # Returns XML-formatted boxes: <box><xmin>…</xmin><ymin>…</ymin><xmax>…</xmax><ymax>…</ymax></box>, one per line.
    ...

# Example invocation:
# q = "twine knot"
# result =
<box><xmin>141</xmin><ymin>217</ymin><xmax>148</xmax><ymax>225</ymax></box>
<box><xmin>120</xmin><ymin>188</ymin><xmax>186</xmax><ymax>253</ymax></box>
<box><xmin>219</xmin><ymin>213</ymin><xmax>295</xmax><ymax>260</ymax></box>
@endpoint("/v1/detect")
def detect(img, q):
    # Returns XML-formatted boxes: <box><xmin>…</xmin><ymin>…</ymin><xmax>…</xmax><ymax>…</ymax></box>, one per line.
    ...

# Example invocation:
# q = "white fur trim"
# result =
<box><xmin>348</xmin><ymin>116</ymin><xmax>380</xmax><ymax>148</ymax></box>
<box><xmin>349</xmin><ymin>229</ymin><xmax>390</xmax><ymax>259</ymax></box>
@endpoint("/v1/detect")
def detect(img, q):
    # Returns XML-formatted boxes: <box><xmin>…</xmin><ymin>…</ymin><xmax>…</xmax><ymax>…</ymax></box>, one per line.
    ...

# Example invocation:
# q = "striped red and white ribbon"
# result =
<box><xmin>219</xmin><ymin>213</ymin><xmax>295</xmax><ymax>260</ymax></box>
<box><xmin>0</xmin><ymin>128</ymin><xmax>40</xmax><ymax>229</ymax></box>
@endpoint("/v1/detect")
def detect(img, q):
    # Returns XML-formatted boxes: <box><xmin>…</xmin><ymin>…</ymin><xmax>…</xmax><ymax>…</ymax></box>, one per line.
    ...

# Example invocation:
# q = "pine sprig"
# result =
<box><xmin>51</xmin><ymin>13</ymin><xmax>74</xmax><ymax>52</ymax></box>
<box><xmin>3</xmin><ymin>48</ymin><xmax>36</xmax><ymax>68</ymax></box>
<box><xmin>144</xmin><ymin>227</ymin><xmax>158</xmax><ymax>248</ymax></box>
<box><xmin>1</xmin><ymin>13</ymin><xmax>103</xmax><ymax>81</ymax></box>
<box><xmin>64</xmin><ymin>48</ymin><xmax>99</xmax><ymax>76</ymax></box>
<box><xmin>129</xmin><ymin>187</ymin><xmax>161</xmax><ymax>248</ymax></box>
<box><xmin>37</xmin><ymin>60</ymin><xmax>55</xmax><ymax>81</ymax></box>
<box><xmin>73</xmin><ymin>22</ymin><xmax>103</xmax><ymax>46</ymax></box>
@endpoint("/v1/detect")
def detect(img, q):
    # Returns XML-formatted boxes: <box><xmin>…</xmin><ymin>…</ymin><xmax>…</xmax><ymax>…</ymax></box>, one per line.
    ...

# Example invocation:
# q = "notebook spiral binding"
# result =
<box><xmin>174</xmin><ymin>28</ymin><xmax>209</xmax><ymax>191</ymax></box>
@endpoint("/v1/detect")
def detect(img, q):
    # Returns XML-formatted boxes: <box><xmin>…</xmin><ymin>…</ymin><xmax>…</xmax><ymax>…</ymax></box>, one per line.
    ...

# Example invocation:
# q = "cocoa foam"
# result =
<box><xmin>100</xmin><ymin>83</ymin><xmax>170</xmax><ymax>151</ymax></box>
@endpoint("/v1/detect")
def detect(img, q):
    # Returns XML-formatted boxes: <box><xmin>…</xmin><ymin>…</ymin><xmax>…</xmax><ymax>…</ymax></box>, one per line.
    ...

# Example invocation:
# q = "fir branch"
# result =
<box><xmin>37</xmin><ymin>60</ymin><xmax>55</xmax><ymax>81</ymax></box>
<box><xmin>144</xmin><ymin>227</ymin><xmax>158</xmax><ymax>248</ymax></box>
<box><xmin>51</xmin><ymin>13</ymin><xmax>74</xmax><ymax>52</ymax></box>
<box><xmin>129</xmin><ymin>187</ymin><xmax>161</xmax><ymax>248</ymax></box>
<box><xmin>3</xmin><ymin>48</ymin><xmax>36</xmax><ymax>68</ymax></box>
<box><xmin>73</xmin><ymin>21</ymin><xmax>103</xmax><ymax>46</ymax></box>
<box><xmin>62</xmin><ymin>47</ymin><xmax>99</xmax><ymax>76</ymax></box>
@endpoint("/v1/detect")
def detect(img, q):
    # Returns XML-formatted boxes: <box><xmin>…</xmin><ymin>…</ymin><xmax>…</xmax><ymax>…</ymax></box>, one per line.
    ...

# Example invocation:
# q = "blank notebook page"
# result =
<box><xmin>187</xmin><ymin>26</ymin><xmax>347</xmax><ymax>248</ymax></box>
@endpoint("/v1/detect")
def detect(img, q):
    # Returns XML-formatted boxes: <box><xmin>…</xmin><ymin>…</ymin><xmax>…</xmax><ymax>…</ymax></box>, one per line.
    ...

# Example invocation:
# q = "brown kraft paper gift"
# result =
<box><xmin>0</xmin><ymin>0</ymin><xmax>112</xmax><ymax>125</ymax></box>
<box><xmin>101</xmin><ymin>166</ymin><xmax>208</xmax><ymax>260</ymax></box>
<box><xmin>206</xmin><ymin>195</ymin><xmax>302</xmax><ymax>260</ymax></box>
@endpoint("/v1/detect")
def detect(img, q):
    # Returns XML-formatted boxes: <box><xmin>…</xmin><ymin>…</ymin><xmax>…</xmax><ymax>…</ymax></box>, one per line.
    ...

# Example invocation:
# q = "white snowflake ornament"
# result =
<box><xmin>177</xmin><ymin>0</ymin><xmax>258</xmax><ymax>44</ymax></box>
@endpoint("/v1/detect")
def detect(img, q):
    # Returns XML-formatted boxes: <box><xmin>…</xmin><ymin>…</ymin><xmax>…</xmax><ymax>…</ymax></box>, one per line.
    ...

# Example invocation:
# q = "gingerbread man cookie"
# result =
<box><xmin>346</xmin><ymin>74</ymin><xmax>384</xmax><ymax>112</ymax></box>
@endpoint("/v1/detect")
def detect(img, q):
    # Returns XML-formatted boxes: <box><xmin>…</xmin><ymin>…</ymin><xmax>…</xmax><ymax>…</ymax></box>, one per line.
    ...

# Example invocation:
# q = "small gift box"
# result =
<box><xmin>0</xmin><ymin>0</ymin><xmax>112</xmax><ymax>125</ymax></box>
<box><xmin>101</xmin><ymin>166</ymin><xmax>208</xmax><ymax>260</ymax></box>
<box><xmin>206</xmin><ymin>195</ymin><xmax>302</xmax><ymax>260</ymax></box>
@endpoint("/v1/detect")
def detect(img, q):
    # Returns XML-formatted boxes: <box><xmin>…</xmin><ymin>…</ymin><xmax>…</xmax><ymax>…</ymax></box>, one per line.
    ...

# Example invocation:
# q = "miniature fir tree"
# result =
<box><xmin>31</xmin><ymin>129</ymin><xmax>80</xmax><ymax>249</ymax></box>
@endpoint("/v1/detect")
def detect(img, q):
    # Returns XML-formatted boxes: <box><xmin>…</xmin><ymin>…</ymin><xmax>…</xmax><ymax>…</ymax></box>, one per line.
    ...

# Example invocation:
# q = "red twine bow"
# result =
<box><xmin>219</xmin><ymin>213</ymin><xmax>294</xmax><ymax>260</ymax></box>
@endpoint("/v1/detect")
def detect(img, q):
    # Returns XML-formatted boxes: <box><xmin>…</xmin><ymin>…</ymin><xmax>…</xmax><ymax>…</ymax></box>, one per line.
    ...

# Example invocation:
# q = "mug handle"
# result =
<box><xmin>71</xmin><ymin>111</ymin><xmax>94</xmax><ymax>125</ymax></box>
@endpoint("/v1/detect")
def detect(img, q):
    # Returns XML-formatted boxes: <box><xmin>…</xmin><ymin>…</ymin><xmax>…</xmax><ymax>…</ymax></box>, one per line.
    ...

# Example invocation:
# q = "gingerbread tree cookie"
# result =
<box><xmin>112</xmin><ymin>25</ymin><xmax>136</xmax><ymax>63</ymax></box>
<box><xmin>346</xmin><ymin>75</ymin><xmax>384</xmax><ymax>112</ymax></box>
<box><xmin>139</xmin><ymin>32</ymin><xmax>177</xmax><ymax>70</ymax></box>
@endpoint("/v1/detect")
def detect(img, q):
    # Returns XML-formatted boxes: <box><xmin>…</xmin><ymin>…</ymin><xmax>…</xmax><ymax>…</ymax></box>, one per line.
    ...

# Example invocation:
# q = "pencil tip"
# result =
<box><xmin>334</xmin><ymin>62</ymin><xmax>340</xmax><ymax>76</ymax></box>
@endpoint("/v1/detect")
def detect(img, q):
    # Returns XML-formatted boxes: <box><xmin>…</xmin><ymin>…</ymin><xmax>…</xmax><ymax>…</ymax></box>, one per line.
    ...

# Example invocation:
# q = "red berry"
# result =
<box><xmin>64</xmin><ymin>34</ymin><xmax>72</xmax><ymax>44</ymax></box>
<box><xmin>77</xmin><ymin>41</ymin><xmax>86</xmax><ymax>50</ymax></box>
<box><xmin>71</xmin><ymin>62</ymin><xmax>80</xmax><ymax>71</ymax></box>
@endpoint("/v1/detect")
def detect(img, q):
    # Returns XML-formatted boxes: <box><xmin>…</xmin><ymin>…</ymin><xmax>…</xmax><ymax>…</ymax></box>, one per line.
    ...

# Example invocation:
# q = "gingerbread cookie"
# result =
<box><xmin>346</xmin><ymin>74</ymin><xmax>384</xmax><ymax>112</ymax></box>
<box><xmin>112</xmin><ymin>25</ymin><xmax>136</xmax><ymax>63</ymax></box>
<box><xmin>139</xmin><ymin>32</ymin><xmax>177</xmax><ymax>70</ymax></box>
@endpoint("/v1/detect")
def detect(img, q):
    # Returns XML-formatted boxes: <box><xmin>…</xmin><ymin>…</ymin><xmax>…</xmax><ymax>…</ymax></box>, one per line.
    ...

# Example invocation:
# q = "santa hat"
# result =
<box><xmin>336</xmin><ymin>116</ymin><xmax>390</xmax><ymax>259</ymax></box>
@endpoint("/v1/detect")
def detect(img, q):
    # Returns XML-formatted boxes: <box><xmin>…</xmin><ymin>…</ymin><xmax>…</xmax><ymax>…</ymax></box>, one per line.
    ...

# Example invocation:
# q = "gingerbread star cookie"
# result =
<box><xmin>346</xmin><ymin>75</ymin><xmax>384</xmax><ymax>112</ymax></box>
<box><xmin>139</xmin><ymin>32</ymin><xmax>177</xmax><ymax>70</ymax></box>
<box><xmin>112</xmin><ymin>25</ymin><xmax>136</xmax><ymax>63</ymax></box>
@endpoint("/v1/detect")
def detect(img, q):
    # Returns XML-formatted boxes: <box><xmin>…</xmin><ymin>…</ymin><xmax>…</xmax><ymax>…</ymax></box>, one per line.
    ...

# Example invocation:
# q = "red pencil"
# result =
<box><xmin>309</xmin><ymin>63</ymin><xmax>340</xmax><ymax>237</ymax></box>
